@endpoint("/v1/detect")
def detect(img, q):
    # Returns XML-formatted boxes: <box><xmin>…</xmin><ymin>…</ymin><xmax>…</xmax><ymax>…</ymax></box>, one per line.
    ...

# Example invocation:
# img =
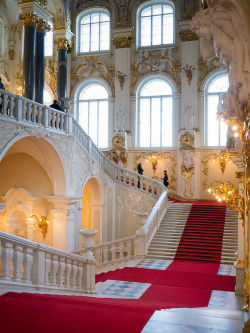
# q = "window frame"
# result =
<box><xmin>76</xmin><ymin>8</ymin><xmax>110</xmax><ymax>55</ymax></box>
<box><xmin>136</xmin><ymin>0</ymin><xmax>175</xmax><ymax>50</ymax></box>
<box><xmin>44</xmin><ymin>21</ymin><xmax>53</xmax><ymax>58</ymax></box>
<box><xmin>76</xmin><ymin>80</ymin><xmax>110</xmax><ymax>149</ymax></box>
<box><xmin>204</xmin><ymin>72</ymin><xmax>229</xmax><ymax>148</ymax></box>
<box><xmin>136</xmin><ymin>76</ymin><xmax>174</xmax><ymax>149</ymax></box>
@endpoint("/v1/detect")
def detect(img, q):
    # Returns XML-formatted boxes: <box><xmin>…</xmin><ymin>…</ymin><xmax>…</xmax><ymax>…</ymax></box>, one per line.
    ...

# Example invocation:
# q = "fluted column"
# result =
<box><xmin>35</xmin><ymin>19</ymin><xmax>50</xmax><ymax>104</ymax></box>
<box><xmin>55</xmin><ymin>38</ymin><xmax>71</xmax><ymax>109</ymax></box>
<box><xmin>19</xmin><ymin>13</ymin><xmax>38</xmax><ymax>100</ymax></box>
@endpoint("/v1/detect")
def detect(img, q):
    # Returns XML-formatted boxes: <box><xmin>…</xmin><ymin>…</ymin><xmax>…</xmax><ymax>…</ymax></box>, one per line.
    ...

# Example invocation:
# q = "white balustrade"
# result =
<box><xmin>0</xmin><ymin>231</ymin><xmax>96</xmax><ymax>294</ymax></box>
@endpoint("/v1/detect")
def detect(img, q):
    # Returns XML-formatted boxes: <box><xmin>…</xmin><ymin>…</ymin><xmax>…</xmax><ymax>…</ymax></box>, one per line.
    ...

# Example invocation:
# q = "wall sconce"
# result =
<box><xmin>27</xmin><ymin>215</ymin><xmax>49</xmax><ymax>239</ymax></box>
<box><xmin>214</xmin><ymin>150</ymin><xmax>230</xmax><ymax>174</ymax></box>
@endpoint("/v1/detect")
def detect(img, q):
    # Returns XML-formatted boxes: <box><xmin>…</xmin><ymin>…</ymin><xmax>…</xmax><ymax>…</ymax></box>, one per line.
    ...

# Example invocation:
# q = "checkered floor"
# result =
<box><xmin>96</xmin><ymin>280</ymin><xmax>151</xmax><ymax>299</ymax></box>
<box><xmin>136</xmin><ymin>259</ymin><xmax>173</xmax><ymax>270</ymax></box>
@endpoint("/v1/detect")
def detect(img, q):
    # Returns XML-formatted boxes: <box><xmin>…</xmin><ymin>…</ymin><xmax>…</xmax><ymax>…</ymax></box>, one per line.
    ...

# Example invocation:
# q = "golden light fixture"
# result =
<box><xmin>214</xmin><ymin>150</ymin><xmax>230</xmax><ymax>174</ymax></box>
<box><xmin>207</xmin><ymin>181</ymin><xmax>245</xmax><ymax>222</ymax></box>
<box><xmin>28</xmin><ymin>215</ymin><xmax>49</xmax><ymax>239</ymax></box>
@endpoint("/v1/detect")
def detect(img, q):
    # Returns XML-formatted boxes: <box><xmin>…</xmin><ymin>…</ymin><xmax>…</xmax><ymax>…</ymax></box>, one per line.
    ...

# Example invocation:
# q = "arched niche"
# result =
<box><xmin>81</xmin><ymin>177</ymin><xmax>103</xmax><ymax>245</ymax></box>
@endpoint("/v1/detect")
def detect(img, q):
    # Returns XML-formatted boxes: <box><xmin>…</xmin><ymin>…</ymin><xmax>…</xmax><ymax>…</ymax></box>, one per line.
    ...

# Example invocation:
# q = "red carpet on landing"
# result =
<box><xmin>0</xmin><ymin>200</ymin><xmax>235</xmax><ymax>333</ymax></box>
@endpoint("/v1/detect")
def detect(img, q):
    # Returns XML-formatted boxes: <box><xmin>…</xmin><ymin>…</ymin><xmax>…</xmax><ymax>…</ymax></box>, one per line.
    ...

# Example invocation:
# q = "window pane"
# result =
<box><xmin>208</xmin><ymin>75</ymin><xmax>229</xmax><ymax>93</ymax></box>
<box><xmin>152</xmin><ymin>4</ymin><xmax>162</xmax><ymax>15</ymax></box>
<box><xmin>139</xmin><ymin>98</ymin><xmax>150</xmax><ymax>147</ymax></box>
<box><xmin>91</xmin><ymin>12</ymin><xmax>100</xmax><ymax>23</ymax></box>
<box><xmin>141</xmin><ymin>16</ymin><xmax>151</xmax><ymax>46</ymax></box>
<box><xmin>81</xmin><ymin>15</ymin><xmax>90</xmax><ymax>24</ymax></box>
<box><xmin>100</xmin><ymin>13</ymin><xmax>109</xmax><ymax>22</ymax></box>
<box><xmin>43</xmin><ymin>89</ymin><xmax>52</xmax><ymax>105</ymax></box>
<box><xmin>207</xmin><ymin>95</ymin><xmax>219</xmax><ymax>146</ymax></box>
<box><xmin>162</xmin><ymin>97</ymin><xmax>172</xmax><ymax>146</ymax></box>
<box><xmin>91</xmin><ymin>22</ymin><xmax>99</xmax><ymax>51</ymax></box>
<box><xmin>79</xmin><ymin>101</ymin><xmax>89</xmax><ymax>133</ymax></box>
<box><xmin>141</xmin><ymin>6</ymin><xmax>151</xmax><ymax>17</ymax></box>
<box><xmin>151</xmin><ymin>98</ymin><xmax>161</xmax><ymax>147</ymax></box>
<box><xmin>98</xmin><ymin>101</ymin><xmax>108</xmax><ymax>148</ymax></box>
<box><xmin>100</xmin><ymin>21</ymin><xmax>110</xmax><ymax>50</ymax></box>
<box><xmin>80</xmin><ymin>24</ymin><xmax>90</xmax><ymax>52</ymax></box>
<box><xmin>163</xmin><ymin>5</ymin><xmax>173</xmax><ymax>14</ymax></box>
<box><xmin>140</xmin><ymin>79</ymin><xmax>172</xmax><ymax>96</ymax></box>
<box><xmin>80</xmin><ymin>84</ymin><xmax>108</xmax><ymax>100</ymax></box>
<box><xmin>45</xmin><ymin>26</ymin><xmax>53</xmax><ymax>57</ymax></box>
<box><xmin>89</xmin><ymin>101</ymin><xmax>98</xmax><ymax>144</ymax></box>
<box><xmin>152</xmin><ymin>15</ymin><xmax>161</xmax><ymax>45</ymax></box>
<box><xmin>163</xmin><ymin>14</ymin><xmax>174</xmax><ymax>44</ymax></box>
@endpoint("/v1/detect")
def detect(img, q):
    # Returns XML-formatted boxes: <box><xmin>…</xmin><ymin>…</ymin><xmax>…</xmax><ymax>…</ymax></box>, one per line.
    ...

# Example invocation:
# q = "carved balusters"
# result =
<box><xmin>127</xmin><ymin>240</ymin><xmax>132</xmax><ymax>258</ymax></box>
<box><xmin>23</xmin><ymin>247</ymin><xmax>33</xmax><ymax>283</ymax></box>
<box><xmin>2</xmin><ymin>94</ymin><xmax>8</xmax><ymax>116</ymax></box>
<box><xmin>77</xmin><ymin>262</ymin><xmax>84</xmax><ymax>289</ymax></box>
<box><xmin>27</xmin><ymin>103</ymin><xmax>33</xmax><ymax>121</ymax></box>
<box><xmin>1</xmin><ymin>242</ymin><xmax>13</xmax><ymax>280</ymax></box>
<box><xmin>22</xmin><ymin>100</ymin><xmax>27</xmax><ymax>120</ymax></box>
<box><xmin>71</xmin><ymin>260</ymin><xmax>78</xmax><ymax>288</ymax></box>
<box><xmin>50</xmin><ymin>255</ymin><xmax>59</xmax><ymax>286</ymax></box>
<box><xmin>37</xmin><ymin>105</ymin><xmax>43</xmax><ymax>124</ymax></box>
<box><xmin>110</xmin><ymin>244</ymin><xmax>116</xmax><ymax>262</ymax></box>
<box><xmin>32</xmin><ymin>104</ymin><xmax>37</xmax><ymax>123</ymax></box>
<box><xmin>64</xmin><ymin>258</ymin><xmax>72</xmax><ymax>288</ymax></box>
<box><xmin>45</xmin><ymin>253</ymin><xmax>52</xmax><ymax>285</ymax></box>
<box><xmin>55</xmin><ymin>112</ymin><xmax>60</xmax><ymax>129</ymax></box>
<box><xmin>119</xmin><ymin>242</ymin><xmax>124</xmax><ymax>260</ymax></box>
<box><xmin>103</xmin><ymin>246</ymin><xmax>108</xmax><ymax>264</ymax></box>
<box><xmin>60</xmin><ymin>113</ymin><xmax>64</xmax><ymax>130</ymax></box>
<box><xmin>94</xmin><ymin>248</ymin><xmax>102</xmax><ymax>265</ymax></box>
<box><xmin>13</xmin><ymin>245</ymin><xmax>23</xmax><ymax>281</ymax></box>
<box><xmin>57</xmin><ymin>257</ymin><xmax>66</xmax><ymax>287</ymax></box>
<box><xmin>51</xmin><ymin>111</ymin><xmax>56</xmax><ymax>128</ymax></box>
<box><xmin>8</xmin><ymin>96</ymin><xmax>15</xmax><ymax>118</ymax></box>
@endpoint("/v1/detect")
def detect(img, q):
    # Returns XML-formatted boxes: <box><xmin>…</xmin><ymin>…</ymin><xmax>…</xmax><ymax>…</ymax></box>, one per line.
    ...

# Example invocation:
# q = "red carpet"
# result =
<box><xmin>175</xmin><ymin>204</ymin><xmax>226</xmax><ymax>263</ymax></box>
<box><xmin>0</xmin><ymin>260</ymin><xmax>235</xmax><ymax>333</ymax></box>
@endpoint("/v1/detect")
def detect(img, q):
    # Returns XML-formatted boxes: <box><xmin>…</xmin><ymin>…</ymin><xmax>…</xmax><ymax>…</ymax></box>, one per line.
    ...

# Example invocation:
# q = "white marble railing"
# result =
<box><xmin>74</xmin><ymin>190</ymin><xmax>168</xmax><ymax>265</ymax></box>
<box><xmin>73</xmin><ymin>235</ymin><xmax>136</xmax><ymax>266</ymax></box>
<box><xmin>0</xmin><ymin>231</ymin><xmax>96</xmax><ymax>294</ymax></box>
<box><xmin>0</xmin><ymin>89</ymin><xmax>166</xmax><ymax>198</ymax></box>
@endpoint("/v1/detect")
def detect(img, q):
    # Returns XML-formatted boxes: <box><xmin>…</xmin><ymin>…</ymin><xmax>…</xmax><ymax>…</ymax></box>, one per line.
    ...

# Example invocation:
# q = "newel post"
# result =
<box><xmin>79</xmin><ymin>229</ymin><xmax>98</xmax><ymax>293</ymax></box>
<box><xmin>134</xmin><ymin>212</ymin><xmax>149</xmax><ymax>258</ymax></box>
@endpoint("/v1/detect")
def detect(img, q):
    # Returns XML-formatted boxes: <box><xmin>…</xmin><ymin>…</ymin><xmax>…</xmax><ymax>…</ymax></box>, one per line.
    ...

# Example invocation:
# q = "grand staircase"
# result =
<box><xmin>147</xmin><ymin>201</ymin><xmax>238</xmax><ymax>264</ymax></box>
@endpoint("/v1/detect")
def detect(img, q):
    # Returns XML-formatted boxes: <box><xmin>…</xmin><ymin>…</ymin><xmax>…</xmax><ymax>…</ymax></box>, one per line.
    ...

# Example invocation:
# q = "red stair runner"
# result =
<box><xmin>175</xmin><ymin>203</ymin><xmax>226</xmax><ymax>263</ymax></box>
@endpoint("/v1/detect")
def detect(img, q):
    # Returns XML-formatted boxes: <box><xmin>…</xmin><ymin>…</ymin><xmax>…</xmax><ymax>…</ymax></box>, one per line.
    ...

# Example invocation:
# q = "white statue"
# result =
<box><xmin>191</xmin><ymin>0</ymin><xmax>250</xmax><ymax>121</ymax></box>
<box><xmin>183</xmin><ymin>104</ymin><xmax>194</xmax><ymax>130</ymax></box>
<box><xmin>116</xmin><ymin>104</ymin><xmax>128</xmax><ymax>132</ymax></box>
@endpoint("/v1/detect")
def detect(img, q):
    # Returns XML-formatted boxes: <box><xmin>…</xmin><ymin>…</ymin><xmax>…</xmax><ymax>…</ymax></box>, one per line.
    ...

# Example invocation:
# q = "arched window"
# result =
<box><xmin>205</xmin><ymin>73</ymin><xmax>229</xmax><ymax>147</ymax></box>
<box><xmin>77</xmin><ymin>9</ymin><xmax>110</xmax><ymax>54</ymax></box>
<box><xmin>137</xmin><ymin>77</ymin><xmax>173</xmax><ymax>148</ymax></box>
<box><xmin>45</xmin><ymin>22</ymin><xmax>53</xmax><ymax>57</ymax></box>
<box><xmin>77</xmin><ymin>82</ymin><xmax>109</xmax><ymax>148</ymax></box>
<box><xmin>137</xmin><ymin>2</ymin><xmax>174</xmax><ymax>48</ymax></box>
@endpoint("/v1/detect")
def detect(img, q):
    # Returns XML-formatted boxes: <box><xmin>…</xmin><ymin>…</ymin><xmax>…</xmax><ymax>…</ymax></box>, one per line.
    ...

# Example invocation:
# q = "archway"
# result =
<box><xmin>81</xmin><ymin>177</ymin><xmax>103</xmax><ymax>245</ymax></box>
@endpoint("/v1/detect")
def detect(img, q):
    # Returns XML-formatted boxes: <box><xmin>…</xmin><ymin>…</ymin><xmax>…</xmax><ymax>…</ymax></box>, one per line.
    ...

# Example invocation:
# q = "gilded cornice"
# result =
<box><xmin>113</xmin><ymin>36</ymin><xmax>133</xmax><ymax>49</ymax></box>
<box><xmin>179</xmin><ymin>29</ymin><xmax>198</xmax><ymax>42</ymax></box>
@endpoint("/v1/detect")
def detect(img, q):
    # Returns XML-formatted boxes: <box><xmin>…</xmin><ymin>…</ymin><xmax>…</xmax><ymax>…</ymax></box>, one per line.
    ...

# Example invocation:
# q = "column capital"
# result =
<box><xmin>55</xmin><ymin>38</ymin><xmax>72</xmax><ymax>51</ymax></box>
<box><xmin>19</xmin><ymin>13</ymin><xmax>39</xmax><ymax>27</ymax></box>
<box><xmin>18</xmin><ymin>1</ymin><xmax>51</xmax><ymax>22</ymax></box>
<box><xmin>36</xmin><ymin>18</ymin><xmax>51</xmax><ymax>33</ymax></box>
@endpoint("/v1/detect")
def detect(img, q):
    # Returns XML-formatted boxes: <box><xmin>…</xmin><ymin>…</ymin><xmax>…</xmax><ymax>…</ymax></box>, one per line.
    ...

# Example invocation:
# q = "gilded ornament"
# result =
<box><xmin>36</xmin><ymin>18</ymin><xmax>51</xmax><ymax>33</ymax></box>
<box><xmin>19</xmin><ymin>13</ymin><xmax>39</xmax><ymax>27</ymax></box>
<box><xmin>55</xmin><ymin>38</ymin><xmax>72</xmax><ymax>50</ymax></box>
<box><xmin>113</xmin><ymin>36</ymin><xmax>133</xmax><ymax>49</ymax></box>
<box><xmin>114</xmin><ymin>70</ymin><xmax>126</xmax><ymax>90</ymax></box>
<box><xmin>179</xmin><ymin>30</ymin><xmax>198</xmax><ymax>42</ymax></box>
<box><xmin>181</xmin><ymin>164</ymin><xmax>194</xmax><ymax>198</ymax></box>
<box><xmin>182</xmin><ymin>64</ymin><xmax>195</xmax><ymax>86</ymax></box>
<box><xmin>112</xmin><ymin>133</ymin><xmax>125</xmax><ymax>148</ymax></box>
<box><xmin>180</xmin><ymin>132</ymin><xmax>195</xmax><ymax>149</ymax></box>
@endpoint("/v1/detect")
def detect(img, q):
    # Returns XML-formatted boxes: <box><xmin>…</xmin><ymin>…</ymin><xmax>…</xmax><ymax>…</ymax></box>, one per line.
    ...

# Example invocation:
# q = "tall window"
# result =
<box><xmin>138</xmin><ymin>2</ymin><xmax>174</xmax><ymax>48</ymax></box>
<box><xmin>137</xmin><ymin>78</ymin><xmax>173</xmax><ymax>148</ymax></box>
<box><xmin>205</xmin><ymin>73</ymin><xmax>229</xmax><ymax>147</ymax></box>
<box><xmin>78</xmin><ymin>82</ymin><xmax>109</xmax><ymax>148</ymax></box>
<box><xmin>45</xmin><ymin>22</ymin><xmax>53</xmax><ymax>57</ymax></box>
<box><xmin>78</xmin><ymin>9</ymin><xmax>110</xmax><ymax>54</ymax></box>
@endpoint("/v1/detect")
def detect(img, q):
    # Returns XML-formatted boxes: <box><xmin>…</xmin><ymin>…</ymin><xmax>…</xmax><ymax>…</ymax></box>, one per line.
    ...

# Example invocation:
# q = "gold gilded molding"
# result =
<box><xmin>182</xmin><ymin>64</ymin><xmax>195</xmax><ymax>86</ymax></box>
<box><xmin>112</xmin><ymin>133</ymin><xmax>125</xmax><ymax>149</ymax></box>
<box><xmin>180</xmin><ymin>132</ymin><xmax>195</xmax><ymax>149</ymax></box>
<box><xmin>197</xmin><ymin>57</ymin><xmax>223</xmax><ymax>92</ymax></box>
<box><xmin>181</xmin><ymin>165</ymin><xmax>194</xmax><ymax>198</ymax></box>
<box><xmin>19</xmin><ymin>13</ymin><xmax>39</xmax><ymax>27</ymax></box>
<box><xmin>105</xmin><ymin>151</ymin><xmax>127</xmax><ymax>167</ymax></box>
<box><xmin>55</xmin><ymin>38</ymin><xmax>72</xmax><ymax>50</ymax></box>
<box><xmin>36</xmin><ymin>18</ymin><xmax>50</xmax><ymax>33</ymax></box>
<box><xmin>179</xmin><ymin>29</ymin><xmax>198</xmax><ymax>42</ymax></box>
<box><xmin>113</xmin><ymin>36</ymin><xmax>133</xmax><ymax>49</ymax></box>
<box><xmin>114</xmin><ymin>70</ymin><xmax>126</xmax><ymax>90</ymax></box>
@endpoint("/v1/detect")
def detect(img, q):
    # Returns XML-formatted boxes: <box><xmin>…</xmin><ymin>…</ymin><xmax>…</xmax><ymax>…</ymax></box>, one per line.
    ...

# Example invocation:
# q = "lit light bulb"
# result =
<box><xmin>234</xmin><ymin>132</ymin><xmax>239</xmax><ymax>137</ymax></box>
<box><xmin>216</xmin><ymin>195</ymin><xmax>219</xmax><ymax>199</ymax></box>
<box><xmin>232</xmin><ymin>125</ymin><xmax>237</xmax><ymax>131</ymax></box>
<box><xmin>218</xmin><ymin>198</ymin><xmax>222</xmax><ymax>202</ymax></box>
<box><xmin>223</xmin><ymin>197</ymin><xmax>225</xmax><ymax>200</ymax></box>
<box><xmin>228</xmin><ymin>191</ymin><xmax>232</xmax><ymax>195</ymax></box>
<box><xmin>208</xmin><ymin>188</ymin><xmax>211</xmax><ymax>193</ymax></box>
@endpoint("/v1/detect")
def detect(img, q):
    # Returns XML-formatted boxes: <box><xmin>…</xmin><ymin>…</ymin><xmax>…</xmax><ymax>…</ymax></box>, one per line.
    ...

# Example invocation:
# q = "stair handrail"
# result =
<box><xmin>0</xmin><ymin>231</ymin><xmax>96</xmax><ymax>294</ymax></box>
<box><xmin>0</xmin><ymin>89</ymin><xmax>166</xmax><ymax>198</ymax></box>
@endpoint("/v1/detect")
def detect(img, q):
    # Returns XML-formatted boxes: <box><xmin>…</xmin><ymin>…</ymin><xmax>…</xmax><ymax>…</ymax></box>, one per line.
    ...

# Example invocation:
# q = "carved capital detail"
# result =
<box><xmin>113</xmin><ymin>36</ymin><xmax>133</xmax><ymax>49</ymax></box>
<box><xmin>55</xmin><ymin>38</ymin><xmax>72</xmax><ymax>50</ymax></box>
<box><xmin>36</xmin><ymin>18</ymin><xmax>51</xmax><ymax>33</ymax></box>
<box><xmin>19</xmin><ymin>13</ymin><xmax>39</xmax><ymax>27</ymax></box>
